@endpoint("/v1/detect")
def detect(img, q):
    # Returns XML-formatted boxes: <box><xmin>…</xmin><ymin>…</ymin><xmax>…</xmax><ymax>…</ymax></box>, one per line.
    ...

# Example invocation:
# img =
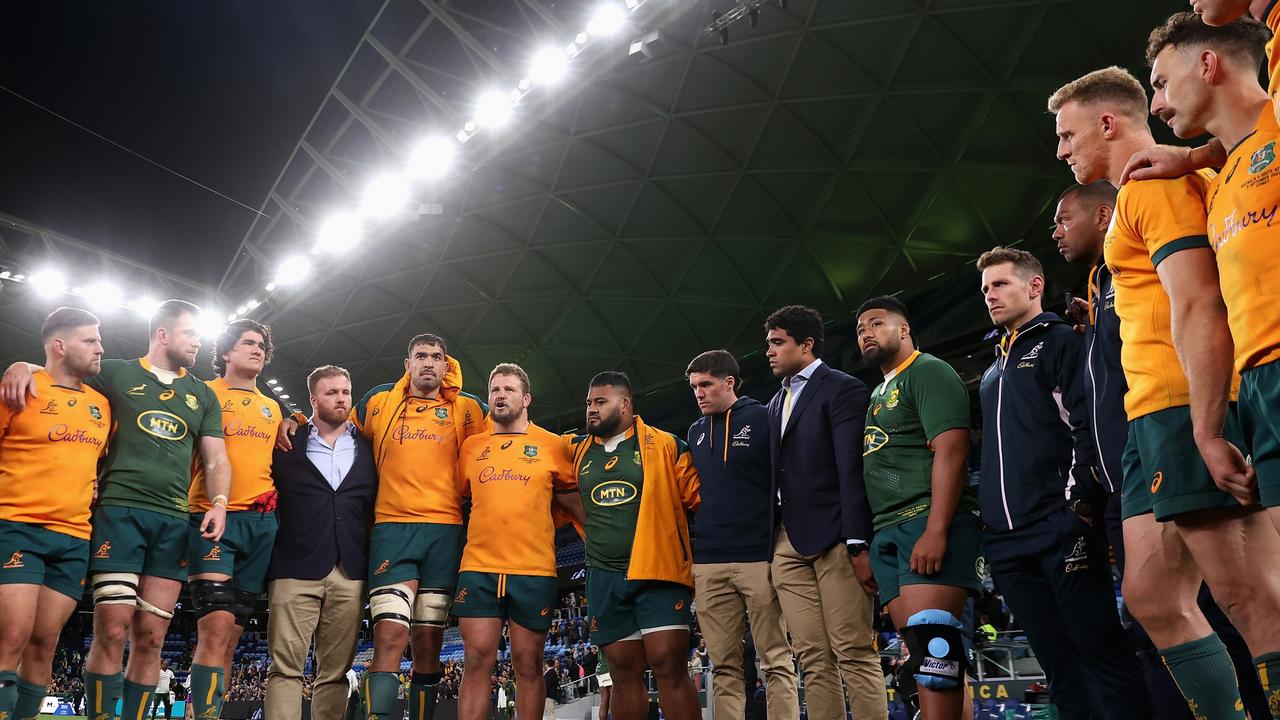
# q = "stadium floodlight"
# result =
<box><xmin>359</xmin><ymin>173</ymin><xmax>411</xmax><ymax>220</ymax></box>
<box><xmin>29</xmin><ymin>269</ymin><xmax>67</xmax><ymax>298</ymax></box>
<box><xmin>407</xmin><ymin>136</ymin><xmax>456</xmax><ymax>181</ymax></box>
<box><xmin>275</xmin><ymin>254</ymin><xmax>312</xmax><ymax>286</ymax></box>
<box><xmin>196</xmin><ymin>310</ymin><xmax>226</xmax><ymax>340</ymax></box>
<box><xmin>267</xmin><ymin>378</ymin><xmax>278</xmax><ymax>385</ymax></box>
<box><xmin>587</xmin><ymin>4</ymin><xmax>627</xmax><ymax>36</ymax></box>
<box><xmin>280</xmin><ymin>394</ymin><xmax>290</xmax><ymax>400</ymax></box>
<box><xmin>314</xmin><ymin>212</ymin><xmax>363</xmax><ymax>255</ymax></box>
<box><xmin>82</xmin><ymin>280</ymin><xmax>125</xmax><ymax>311</ymax></box>
<box><xmin>473</xmin><ymin>90</ymin><xmax>514</xmax><ymax>129</ymax></box>
<box><xmin>529</xmin><ymin>46</ymin><xmax>570</xmax><ymax>85</ymax></box>
<box><xmin>126</xmin><ymin>295</ymin><xmax>161</xmax><ymax>319</ymax></box>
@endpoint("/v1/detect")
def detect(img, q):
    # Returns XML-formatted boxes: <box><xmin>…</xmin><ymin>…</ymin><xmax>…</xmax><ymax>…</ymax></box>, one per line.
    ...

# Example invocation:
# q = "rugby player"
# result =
<box><xmin>453</xmin><ymin>363</ymin><xmax>584</xmax><ymax>720</ymax></box>
<box><xmin>0</xmin><ymin>308</ymin><xmax>109</xmax><ymax>720</ymax></box>
<box><xmin>346</xmin><ymin>334</ymin><xmax>485</xmax><ymax>720</ymax></box>
<box><xmin>565</xmin><ymin>371</ymin><xmax>701</xmax><ymax>720</ymax></box>
<box><xmin>1122</xmin><ymin>0</ymin><xmax>1280</xmax><ymax>183</ymax></box>
<box><xmin>1053</xmin><ymin>181</ymin><xmax>1272</xmax><ymax>719</ymax></box>
<box><xmin>3</xmin><ymin>299</ymin><xmax>230</xmax><ymax>720</ymax></box>
<box><xmin>185</xmin><ymin>319</ymin><xmax>282</xmax><ymax>719</ymax></box>
<box><xmin>1049</xmin><ymin>66</ymin><xmax>1280</xmax><ymax>718</ymax></box>
<box><xmin>1143</xmin><ymin>11</ymin><xmax>1280</xmax><ymax>705</ymax></box>
<box><xmin>854</xmin><ymin>296</ymin><xmax>979</xmax><ymax>720</ymax></box>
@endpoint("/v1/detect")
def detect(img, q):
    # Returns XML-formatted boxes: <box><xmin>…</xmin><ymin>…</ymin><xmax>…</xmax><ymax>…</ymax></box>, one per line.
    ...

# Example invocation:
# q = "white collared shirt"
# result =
<box><xmin>780</xmin><ymin>357</ymin><xmax>823</xmax><ymax>434</ymax></box>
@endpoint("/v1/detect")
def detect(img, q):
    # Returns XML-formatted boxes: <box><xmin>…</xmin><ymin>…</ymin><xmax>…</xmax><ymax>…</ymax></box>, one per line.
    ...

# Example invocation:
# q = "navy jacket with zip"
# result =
<box><xmin>1082</xmin><ymin>259</ymin><xmax>1127</xmax><ymax>494</ymax></box>
<box><xmin>979</xmin><ymin>312</ymin><xmax>1098</xmax><ymax>532</ymax></box>
<box><xmin>687</xmin><ymin>396</ymin><xmax>775</xmax><ymax>563</ymax></box>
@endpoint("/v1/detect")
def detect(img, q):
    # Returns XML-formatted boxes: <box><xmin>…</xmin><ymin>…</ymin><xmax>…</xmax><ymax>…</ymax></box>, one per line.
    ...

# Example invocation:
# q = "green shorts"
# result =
<box><xmin>1121</xmin><ymin>405</ymin><xmax>1244</xmax><ymax>521</ymax></box>
<box><xmin>368</xmin><ymin>522</ymin><xmax>465</xmax><ymax>592</ymax></box>
<box><xmin>585</xmin><ymin>567</ymin><xmax>692</xmax><ymax>646</ymax></box>
<box><xmin>89</xmin><ymin>504</ymin><xmax>189</xmax><ymax>582</ymax></box>
<box><xmin>870</xmin><ymin>510</ymin><xmax>984</xmax><ymax>605</ymax></box>
<box><xmin>452</xmin><ymin>571</ymin><xmax>557</xmax><ymax>632</ymax></box>
<box><xmin>187</xmin><ymin>511</ymin><xmax>278</xmax><ymax>593</ymax></box>
<box><xmin>0</xmin><ymin>520</ymin><xmax>89</xmax><ymax>600</ymax></box>
<box><xmin>1238</xmin><ymin>361</ymin><xmax>1280</xmax><ymax>507</ymax></box>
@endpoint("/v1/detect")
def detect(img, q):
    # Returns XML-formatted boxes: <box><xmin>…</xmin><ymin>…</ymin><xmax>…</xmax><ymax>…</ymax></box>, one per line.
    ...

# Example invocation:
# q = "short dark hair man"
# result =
<box><xmin>184</xmin><ymin>318</ymin><xmax>282</xmax><ymax>719</ymax></box>
<box><xmin>684</xmin><ymin>350</ymin><xmax>798</xmax><ymax>720</ymax></box>
<box><xmin>975</xmin><ymin>248</ymin><xmax>1145</xmax><ymax>720</ymax></box>
<box><xmin>854</xmin><ymin>296</ymin><xmax>980</xmax><ymax>719</ymax></box>
<box><xmin>565</xmin><ymin>371</ymin><xmax>701</xmax><ymax>720</ymax></box>
<box><xmin>0</xmin><ymin>307</ymin><xmax>109</xmax><ymax>719</ymax></box>
<box><xmin>762</xmin><ymin>305</ymin><xmax>886</xmax><ymax>720</ymax></box>
<box><xmin>4</xmin><ymin>299</ymin><xmax>231</xmax><ymax>720</ymax></box>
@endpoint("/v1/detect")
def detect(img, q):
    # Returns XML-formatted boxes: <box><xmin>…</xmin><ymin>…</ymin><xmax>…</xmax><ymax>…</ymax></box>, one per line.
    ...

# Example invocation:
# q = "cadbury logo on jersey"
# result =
<box><xmin>391</xmin><ymin>425</ymin><xmax>444</xmax><ymax>442</ymax></box>
<box><xmin>137</xmin><ymin>411</ymin><xmax>188</xmax><ymax>441</ymax></box>
<box><xmin>48</xmin><ymin>424</ymin><xmax>104</xmax><ymax>448</ymax></box>
<box><xmin>225</xmin><ymin>420</ymin><xmax>272</xmax><ymax>441</ymax></box>
<box><xmin>478</xmin><ymin>467</ymin><xmax>533</xmax><ymax>485</ymax></box>
<box><xmin>591</xmin><ymin>480</ymin><xmax>638</xmax><ymax>507</ymax></box>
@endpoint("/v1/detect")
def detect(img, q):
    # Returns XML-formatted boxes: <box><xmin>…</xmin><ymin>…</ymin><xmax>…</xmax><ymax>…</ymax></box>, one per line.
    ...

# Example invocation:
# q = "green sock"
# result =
<box><xmin>1161</xmin><ymin>634</ymin><xmax>1246</xmax><ymax>720</ymax></box>
<box><xmin>363</xmin><ymin>672</ymin><xmax>402</xmax><ymax>720</ymax></box>
<box><xmin>408</xmin><ymin>672</ymin><xmax>442</xmax><ymax>720</ymax></box>
<box><xmin>121</xmin><ymin>679</ymin><xmax>155</xmax><ymax>720</ymax></box>
<box><xmin>0</xmin><ymin>670</ymin><xmax>18</xmax><ymax>717</ymax></box>
<box><xmin>189</xmin><ymin>664</ymin><xmax>224</xmax><ymax>720</ymax></box>
<box><xmin>1254</xmin><ymin>652</ymin><xmax>1280</xmax><ymax>719</ymax></box>
<box><xmin>84</xmin><ymin>672</ymin><xmax>123</xmax><ymax>720</ymax></box>
<box><xmin>12</xmin><ymin>678</ymin><xmax>46</xmax><ymax>720</ymax></box>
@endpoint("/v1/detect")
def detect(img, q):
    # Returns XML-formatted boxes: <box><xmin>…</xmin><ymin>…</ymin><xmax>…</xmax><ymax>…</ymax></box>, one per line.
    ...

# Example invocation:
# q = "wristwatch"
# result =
<box><xmin>847</xmin><ymin>541</ymin><xmax>868</xmax><ymax>557</ymax></box>
<box><xmin>1068</xmin><ymin>497</ymin><xmax>1092</xmax><ymax>518</ymax></box>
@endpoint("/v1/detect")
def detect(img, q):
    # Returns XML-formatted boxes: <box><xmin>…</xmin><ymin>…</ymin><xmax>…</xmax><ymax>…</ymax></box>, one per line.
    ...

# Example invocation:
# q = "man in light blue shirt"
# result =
<box><xmin>266</xmin><ymin>366</ymin><xmax>376</xmax><ymax>720</ymax></box>
<box><xmin>306</xmin><ymin>416</ymin><xmax>357</xmax><ymax>491</ymax></box>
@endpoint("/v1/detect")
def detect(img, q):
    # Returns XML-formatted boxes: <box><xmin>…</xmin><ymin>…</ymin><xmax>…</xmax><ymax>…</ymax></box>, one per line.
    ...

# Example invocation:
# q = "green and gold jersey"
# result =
<box><xmin>87</xmin><ymin>358</ymin><xmax>222</xmax><ymax>517</ymax></box>
<box><xmin>578</xmin><ymin>429</ymin><xmax>644</xmax><ymax>572</ymax></box>
<box><xmin>863</xmin><ymin>351</ymin><xmax>975</xmax><ymax>530</ymax></box>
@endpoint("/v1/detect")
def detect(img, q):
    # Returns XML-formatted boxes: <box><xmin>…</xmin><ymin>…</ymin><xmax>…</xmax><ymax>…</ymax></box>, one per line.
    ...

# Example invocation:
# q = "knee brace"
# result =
<box><xmin>412</xmin><ymin>589</ymin><xmax>452</xmax><ymax>628</ymax></box>
<box><xmin>233</xmin><ymin>589</ymin><xmax>258</xmax><ymax>627</ymax></box>
<box><xmin>92</xmin><ymin>573</ymin><xmax>140</xmax><ymax>607</ymax></box>
<box><xmin>369</xmin><ymin>583</ymin><xmax>413</xmax><ymax>628</ymax></box>
<box><xmin>900</xmin><ymin>609</ymin><xmax>968</xmax><ymax>690</ymax></box>
<box><xmin>190</xmin><ymin>579</ymin><xmax>237</xmax><ymax>620</ymax></box>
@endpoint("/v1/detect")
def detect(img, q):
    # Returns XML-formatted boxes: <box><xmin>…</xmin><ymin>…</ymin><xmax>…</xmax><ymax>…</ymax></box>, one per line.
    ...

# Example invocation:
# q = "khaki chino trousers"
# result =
<box><xmin>265</xmin><ymin>565</ymin><xmax>366</xmax><ymax>720</ymax></box>
<box><xmin>693</xmin><ymin>561</ymin><xmax>799</xmax><ymax>720</ymax></box>
<box><xmin>771</xmin><ymin>528</ymin><xmax>886</xmax><ymax>720</ymax></box>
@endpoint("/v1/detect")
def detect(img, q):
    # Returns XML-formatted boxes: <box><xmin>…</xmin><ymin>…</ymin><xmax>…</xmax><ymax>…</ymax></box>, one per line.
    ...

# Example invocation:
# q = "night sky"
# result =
<box><xmin>0</xmin><ymin>2</ymin><xmax>380</xmax><ymax>287</ymax></box>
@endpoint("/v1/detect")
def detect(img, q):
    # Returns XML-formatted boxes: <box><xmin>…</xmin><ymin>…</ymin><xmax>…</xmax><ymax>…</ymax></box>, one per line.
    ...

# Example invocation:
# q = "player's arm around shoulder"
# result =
<box><xmin>669</xmin><ymin>431</ymin><xmax>701</xmax><ymax>513</ymax></box>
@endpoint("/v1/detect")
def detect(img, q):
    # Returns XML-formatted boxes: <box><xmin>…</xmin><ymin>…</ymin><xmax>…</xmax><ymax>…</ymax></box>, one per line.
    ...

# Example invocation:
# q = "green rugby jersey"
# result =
<box><xmin>863</xmin><ymin>351</ymin><xmax>976</xmax><ymax>530</ymax></box>
<box><xmin>578</xmin><ymin>430</ymin><xmax>644</xmax><ymax>572</ymax></box>
<box><xmin>87</xmin><ymin>358</ymin><xmax>222</xmax><ymax>517</ymax></box>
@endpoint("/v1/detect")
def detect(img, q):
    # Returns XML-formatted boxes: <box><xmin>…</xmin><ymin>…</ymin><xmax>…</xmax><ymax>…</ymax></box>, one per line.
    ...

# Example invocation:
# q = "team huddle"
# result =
<box><xmin>2</xmin><ymin>5</ymin><xmax>1280</xmax><ymax>720</ymax></box>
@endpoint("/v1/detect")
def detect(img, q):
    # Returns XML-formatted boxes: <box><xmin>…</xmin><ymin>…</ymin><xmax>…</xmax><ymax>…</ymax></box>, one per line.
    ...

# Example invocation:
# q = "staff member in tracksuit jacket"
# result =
<box><xmin>1053</xmin><ymin>183</ymin><xmax>1269</xmax><ymax>720</ymax></box>
<box><xmin>684</xmin><ymin>350</ymin><xmax>798</xmax><ymax>720</ymax></box>
<box><xmin>975</xmin><ymin>247</ymin><xmax>1145</xmax><ymax>720</ymax></box>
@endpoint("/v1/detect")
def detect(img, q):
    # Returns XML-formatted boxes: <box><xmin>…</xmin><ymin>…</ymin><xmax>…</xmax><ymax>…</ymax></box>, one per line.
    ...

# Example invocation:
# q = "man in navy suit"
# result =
<box><xmin>264</xmin><ymin>366</ymin><xmax>377</xmax><ymax>720</ymax></box>
<box><xmin>764</xmin><ymin>305</ymin><xmax>886</xmax><ymax>720</ymax></box>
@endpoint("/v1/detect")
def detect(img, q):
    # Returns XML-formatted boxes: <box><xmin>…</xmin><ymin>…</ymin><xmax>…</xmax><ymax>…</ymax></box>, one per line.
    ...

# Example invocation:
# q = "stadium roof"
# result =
<box><xmin>0</xmin><ymin>0</ymin><xmax>1172</xmax><ymax>429</ymax></box>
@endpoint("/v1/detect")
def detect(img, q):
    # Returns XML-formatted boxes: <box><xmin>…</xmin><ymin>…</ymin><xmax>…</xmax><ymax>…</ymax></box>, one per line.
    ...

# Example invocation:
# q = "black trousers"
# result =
<box><xmin>1103</xmin><ymin>491</ymin><xmax>1270</xmax><ymax>720</ymax></box>
<box><xmin>985</xmin><ymin>506</ymin><xmax>1149</xmax><ymax>720</ymax></box>
<box><xmin>150</xmin><ymin>693</ymin><xmax>172</xmax><ymax>719</ymax></box>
